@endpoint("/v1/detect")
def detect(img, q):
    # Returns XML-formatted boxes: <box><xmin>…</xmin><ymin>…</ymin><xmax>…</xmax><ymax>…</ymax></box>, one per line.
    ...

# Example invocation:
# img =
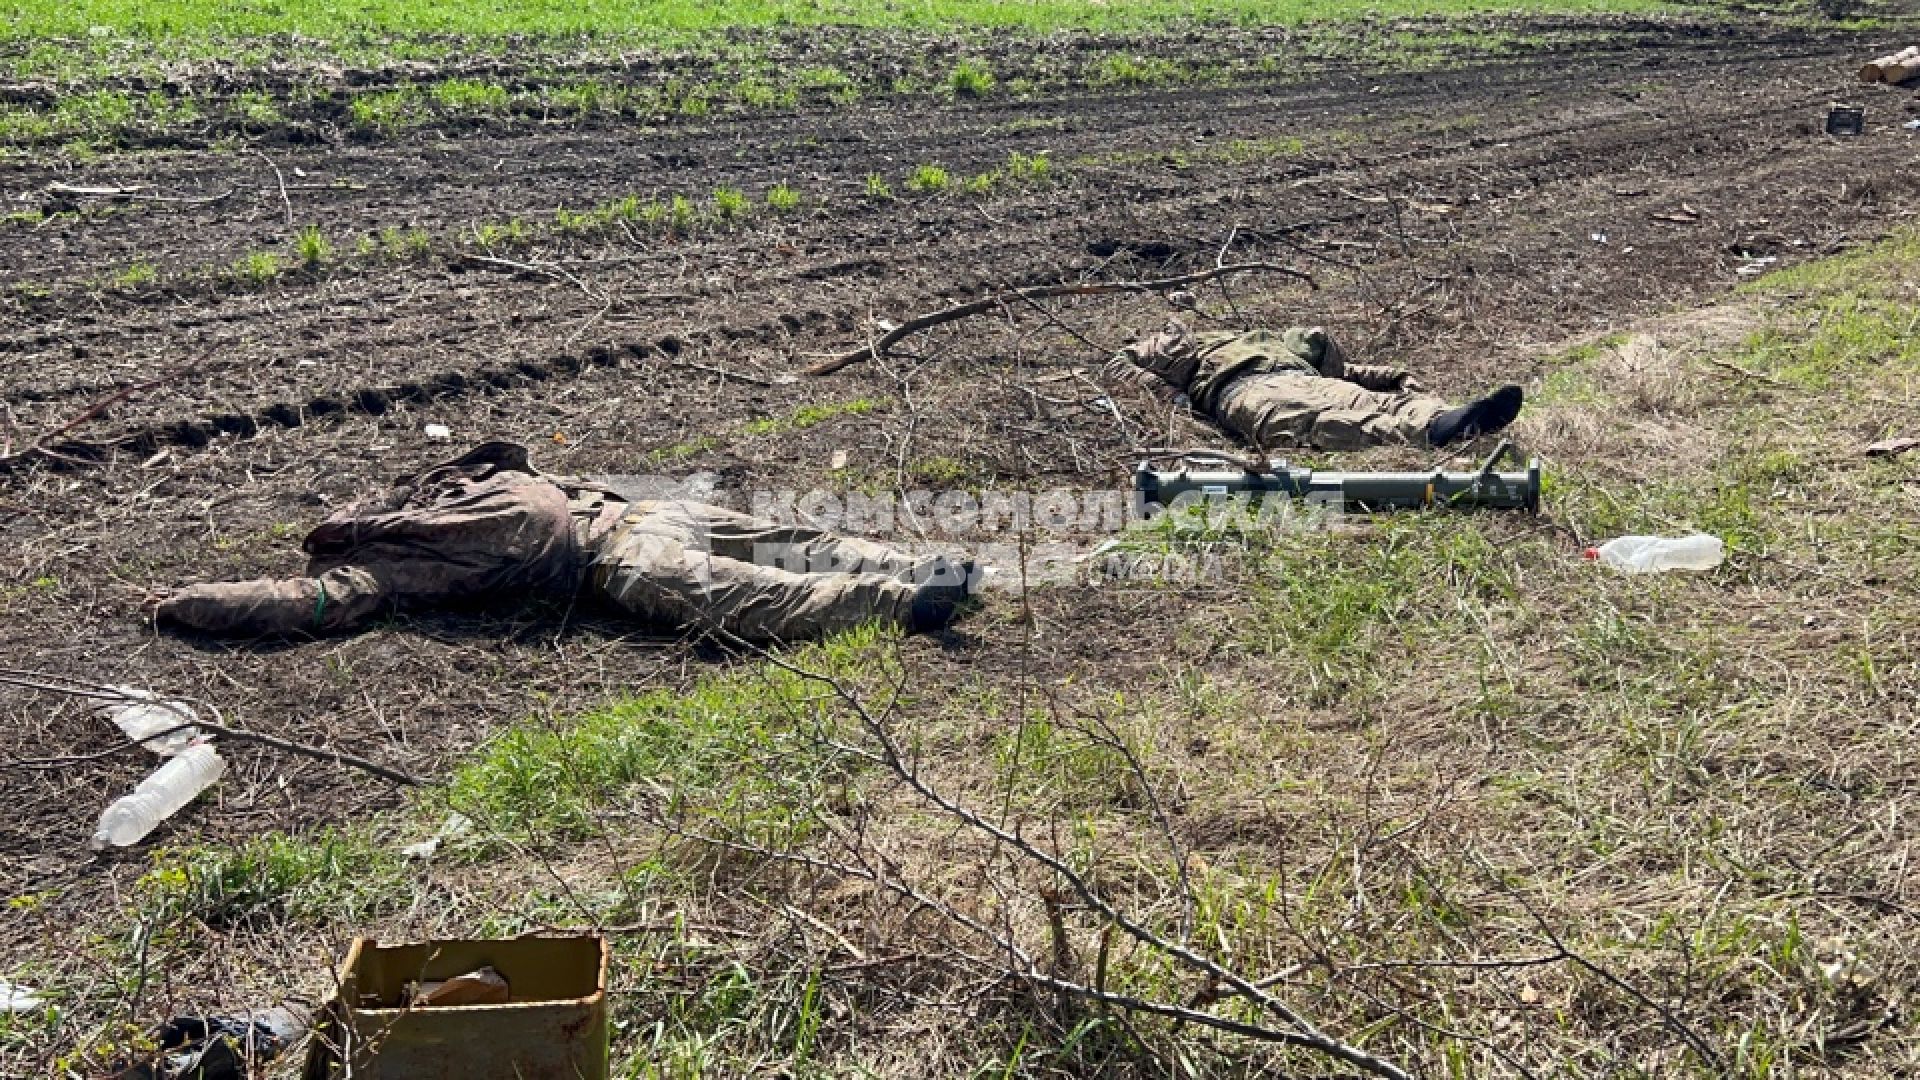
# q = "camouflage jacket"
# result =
<box><xmin>1107</xmin><ymin>322</ymin><xmax>1412</xmax><ymax>413</ymax></box>
<box><xmin>157</xmin><ymin>442</ymin><xmax>627</xmax><ymax>637</ymax></box>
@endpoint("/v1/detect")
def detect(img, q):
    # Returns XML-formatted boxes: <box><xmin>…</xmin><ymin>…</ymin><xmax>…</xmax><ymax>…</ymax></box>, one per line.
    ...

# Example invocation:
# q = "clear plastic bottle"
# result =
<box><xmin>1587</xmin><ymin>534</ymin><xmax>1725</xmax><ymax>573</ymax></box>
<box><xmin>96</xmin><ymin>688</ymin><xmax>199</xmax><ymax>756</ymax></box>
<box><xmin>90</xmin><ymin>743</ymin><xmax>227</xmax><ymax>850</ymax></box>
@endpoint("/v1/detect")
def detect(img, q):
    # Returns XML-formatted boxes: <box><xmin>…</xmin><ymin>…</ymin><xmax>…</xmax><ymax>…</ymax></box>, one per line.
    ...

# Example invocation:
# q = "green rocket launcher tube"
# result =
<box><xmin>1135</xmin><ymin>440</ymin><xmax>1541</xmax><ymax>513</ymax></box>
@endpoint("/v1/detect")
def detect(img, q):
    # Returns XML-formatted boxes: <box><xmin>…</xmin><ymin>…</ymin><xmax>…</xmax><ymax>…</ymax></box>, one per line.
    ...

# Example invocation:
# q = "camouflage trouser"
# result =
<box><xmin>591</xmin><ymin>500</ymin><xmax>940</xmax><ymax>642</ymax></box>
<box><xmin>1215</xmin><ymin>373</ymin><xmax>1448</xmax><ymax>451</ymax></box>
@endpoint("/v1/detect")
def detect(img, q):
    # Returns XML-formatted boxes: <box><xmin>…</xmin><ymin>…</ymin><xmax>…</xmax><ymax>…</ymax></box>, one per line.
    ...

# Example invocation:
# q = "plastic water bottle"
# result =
<box><xmin>90</xmin><ymin>743</ymin><xmax>227</xmax><ymax>850</ymax></box>
<box><xmin>96</xmin><ymin>688</ymin><xmax>199</xmax><ymax>756</ymax></box>
<box><xmin>1587</xmin><ymin>534</ymin><xmax>1725</xmax><ymax>573</ymax></box>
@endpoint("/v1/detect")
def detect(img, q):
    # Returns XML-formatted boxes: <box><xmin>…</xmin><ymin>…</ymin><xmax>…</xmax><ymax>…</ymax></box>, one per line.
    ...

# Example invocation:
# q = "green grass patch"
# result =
<box><xmin>1238</xmin><ymin>515</ymin><xmax>1514</xmax><ymax>706</ymax></box>
<box><xmin>471</xmin><ymin>217</ymin><xmax>533</xmax><ymax>248</ymax></box>
<box><xmin>1092</xmin><ymin>53</ymin><xmax>1187</xmax><ymax>87</ymax></box>
<box><xmin>449</xmin><ymin>626</ymin><xmax>884</xmax><ymax>838</ymax></box>
<box><xmin>1003</xmin><ymin>149</ymin><xmax>1053</xmax><ymax>184</ymax></box>
<box><xmin>1738</xmin><ymin>291</ymin><xmax>1920</xmax><ymax>391</ymax></box>
<box><xmin>909</xmin><ymin>455</ymin><xmax>981</xmax><ymax>487</ymax></box>
<box><xmin>1</xmin><ymin>0</ymin><xmax>1678</xmax><ymax>41</ymax></box>
<box><xmin>111</xmin><ymin>261</ymin><xmax>158</xmax><ymax>288</ymax></box>
<box><xmin>136</xmin><ymin>828</ymin><xmax>409</xmax><ymax>926</ymax></box>
<box><xmin>794</xmin><ymin>64</ymin><xmax>859</xmax><ymax>104</ymax></box>
<box><xmin>646</xmin><ymin>434</ymin><xmax>722</xmax><ymax>464</ymax></box>
<box><xmin>710</xmin><ymin>185</ymin><xmax>750</xmax><ymax>223</ymax></box>
<box><xmin>947</xmin><ymin>57</ymin><xmax>995</xmax><ymax>97</ymax></box>
<box><xmin>765</xmin><ymin>183</ymin><xmax>801</xmax><ymax>212</ymax></box>
<box><xmin>378</xmin><ymin>225</ymin><xmax>433</xmax><ymax>259</ymax></box>
<box><xmin>349</xmin><ymin>87</ymin><xmax>422</xmax><ymax>132</ymax></box>
<box><xmin>991</xmin><ymin>716</ymin><xmax>1132</xmax><ymax>812</ymax></box>
<box><xmin>294</xmin><ymin>224</ymin><xmax>331</xmax><ymax>268</ymax></box>
<box><xmin>741</xmin><ymin>398</ymin><xmax>881</xmax><ymax>437</ymax></box>
<box><xmin>905</xmin><ymin>163</ymin><xmax>950</xmax><ymax>193</ymax></box>
<box><xmin>233</xmin><ymin>88</ymin><xmax>282</xmax><ymax>126</ymax></box>
<box><xmin>228</xmin><ymin>249</ymin><xmax>280</xmax><ymax>285</ymax></box>
<box><xmin>0</xmin><ymin>88</ymin><xmax>196</xmax><ymax>148</ymax></box>
<box><xmin>430</xmin><ymin>77</ymin><xmax>509</xmax><ymax>110</ymax></box>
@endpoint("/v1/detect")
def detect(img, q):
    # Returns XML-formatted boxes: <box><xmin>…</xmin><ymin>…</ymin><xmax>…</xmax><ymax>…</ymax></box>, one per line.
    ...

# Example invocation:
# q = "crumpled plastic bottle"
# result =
<box><xmin>1585</xmin><ymin>534</ymin><xmax>1725</xmax><ymax>573</ymax></box>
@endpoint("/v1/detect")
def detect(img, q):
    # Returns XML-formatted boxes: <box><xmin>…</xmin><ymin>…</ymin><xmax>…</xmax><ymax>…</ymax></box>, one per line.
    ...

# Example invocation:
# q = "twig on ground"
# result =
<box><xmin>0</xmin><ymin>370</ymin><xmax>179</xmax><ymax>470</ymax></box>
<box><xmin>252</xmin><ymin>150</ymin><xmax>294</xmax><ymax>226</ymax></box>
<box><xmin>8</xmin><ymin>717</ymin><xmax>423</xmax><ymax>787</ymax></box>
<box><xmin>46</xmin><ymin>183</ymin><xmax>239</xmax><ymax>206</ymax></box>
<box><xmin>663</xmin><ymin>357</ymin><xmax>788</xmax><ymax>387</ymax></box>
<box><xmin>1704</xmin><ymin>356</ymin><xmax>1906</xmax><ymax>408</ymax></box>
<box><xmin>1004</xmin><ymin>284</ymin><xmax>1113</xmax><ymax>358</ymax></box>
<box><xmin>741</xmin><ymin>649</ymin><xmax>1412</xmax><ymax>1080</ymax></box>
<box><xmin>455</xmin><ymin>251</ymin><xmax>565</xmax><ymax>280</ymax></box>
<box><xmin>804</xmin><ymin>262</ymin><xmax>1314</xmax><ymax>376</ymax></box>
<box><xmin>0</xmin><ymin>674</ymin><xmax>423</xmax><ymax>786</ymax></box>
<box><xmin>1481</xmin><ymin>853</ymin><xmax>1726</xmax><ymax>1071</ymax></box>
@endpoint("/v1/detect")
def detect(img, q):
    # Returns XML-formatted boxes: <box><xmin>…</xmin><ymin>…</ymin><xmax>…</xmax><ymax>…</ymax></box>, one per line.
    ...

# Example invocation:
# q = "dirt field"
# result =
<box><xmin>3</xmin><ymin>11</ymin><xmax>1919</xmax><ymax>1078</ymax></box>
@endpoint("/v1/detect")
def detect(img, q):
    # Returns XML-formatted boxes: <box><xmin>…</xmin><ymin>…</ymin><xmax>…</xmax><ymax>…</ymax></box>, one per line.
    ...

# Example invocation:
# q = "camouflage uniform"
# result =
<box><xmin>1110</xmin><ymin>322</ymin><xmax>1451</xmax><ymax>451</ymax></box>
<box><xmin>158</xmin><ymin>442</ymin><xmax>948</xmax><ymax>642</ymax></box>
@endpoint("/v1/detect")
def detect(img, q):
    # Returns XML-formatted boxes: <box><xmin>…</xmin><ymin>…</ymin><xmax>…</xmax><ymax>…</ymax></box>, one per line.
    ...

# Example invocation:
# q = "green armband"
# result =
<box><xmin>313</xmin><ymin>580</ymin><xmax>328</xmax><ymax>627</ymax></box>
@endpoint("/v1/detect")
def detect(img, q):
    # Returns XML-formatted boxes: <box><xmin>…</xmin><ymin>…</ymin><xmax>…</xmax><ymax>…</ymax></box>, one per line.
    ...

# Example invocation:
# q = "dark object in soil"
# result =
<box><xmin>1827</xmin><ymin>104</ymin><xmax>1865</xmax><ymax>136</ymax></box>
<box><xmin>112</xmin><ymin>1008</ymin><xmax>307</xmax><ymax>1080</ymax></box>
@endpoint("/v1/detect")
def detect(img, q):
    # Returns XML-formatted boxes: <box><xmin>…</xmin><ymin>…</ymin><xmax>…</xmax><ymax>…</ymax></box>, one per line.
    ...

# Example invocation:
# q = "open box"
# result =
<box><xmin>302</xmin><ymin>935</ymin><xmax>609</xmax><ymax>1080</ymax></box>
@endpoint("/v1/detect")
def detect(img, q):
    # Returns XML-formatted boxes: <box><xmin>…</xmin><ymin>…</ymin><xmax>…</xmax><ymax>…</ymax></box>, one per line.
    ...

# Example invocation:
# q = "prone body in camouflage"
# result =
<box><xmin>157</xmin><ymin>442</ymin><xmax>946</xmax><ymax>643</ymax></box>
<box><xmin>1109</xmin><ymin>322</ymin><xmax>1455</xmax><ymax>451</ymax></box>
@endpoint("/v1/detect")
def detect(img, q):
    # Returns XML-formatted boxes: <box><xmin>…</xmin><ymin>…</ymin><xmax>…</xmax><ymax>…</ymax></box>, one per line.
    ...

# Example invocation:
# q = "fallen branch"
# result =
<box><xmin>664</xmin><ymin>357</ymin><xmax>793</xmax><ymax>387</ymax></box>
<box><xmin>804</xmin><ymin>262</ymin><xmax>1314</xmax><ymax>376</ymax></box>
<box><xmin>661</xmin><ymin>808</ymin><xmax>1403</xmax><ymax>1068</ymax></box>
<box><xmin>1476</xmin><ymin>851</ymin><xmax>1725</xmax><ymax>1072</ymax></box>
<box><xmin>745</xmin><ymin>650</ymin><xmax>1410</xmax><ymax>1080</ymax></box>
<box><xmin>0</xmin><ymin>673</ymin><xmax>423</xmax><ymax>787</ymax></box>
<box><xmin>455</xmin><ymin>251</ymin><xmax>561</xmax><ymax>279</ymax></box>
<box><xmin>0</xmin><ymin>372</ymin><xmax>173</xmax><ymax>470</ymax></box>
<box><xmin>1703</xmin><ymin>356</ymin><xmax>1906</xmax><ymax>407</ymax></box>
<box><xmin>9</xmin><ymin>718</ymin><xmax>424</xmax><ymax>787</ymax></box>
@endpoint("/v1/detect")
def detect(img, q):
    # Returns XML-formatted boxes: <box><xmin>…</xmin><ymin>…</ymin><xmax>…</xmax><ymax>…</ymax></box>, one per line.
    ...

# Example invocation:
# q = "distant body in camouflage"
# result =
<box><xmin>157</xmin><ymin>442</ymin><xmax>967</xmax><ymax>642</ymax></box>
<box><xmin>1110</xmin><ymin>322</ymin><xmax>1520</xmax><ymax>451</ymax></box>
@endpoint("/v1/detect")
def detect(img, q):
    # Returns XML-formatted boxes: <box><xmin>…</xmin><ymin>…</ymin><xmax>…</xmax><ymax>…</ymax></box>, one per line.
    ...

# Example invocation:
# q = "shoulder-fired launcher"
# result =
<box><xmin>1135</xmin><ymin>440</ymin><xmax>1541</xmax><ymax>513</ymax></box>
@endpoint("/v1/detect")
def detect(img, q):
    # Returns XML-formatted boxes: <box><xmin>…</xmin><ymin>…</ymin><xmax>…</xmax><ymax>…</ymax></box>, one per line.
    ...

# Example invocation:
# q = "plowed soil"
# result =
<box><xmin>2</xmin><ymin>12</ymin><xmax>1914</xmax><ymax>919</ymax></box>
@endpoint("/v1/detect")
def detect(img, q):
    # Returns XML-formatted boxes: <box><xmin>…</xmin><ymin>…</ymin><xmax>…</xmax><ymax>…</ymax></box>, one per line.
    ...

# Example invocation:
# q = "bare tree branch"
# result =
<box><xmin>0</xmin><ymin>673</ymin><xmax>424</xmax><ymax>786</ymax></box>
<box><xmin>737</xmin><ymin>649</ymin><xmax>1412</xmax><ymax>1080</ymax></box>
<box><xmin>804</xmin><ymin>263</ymin><xmax>1314</xmax><ymax>376</ymax></box>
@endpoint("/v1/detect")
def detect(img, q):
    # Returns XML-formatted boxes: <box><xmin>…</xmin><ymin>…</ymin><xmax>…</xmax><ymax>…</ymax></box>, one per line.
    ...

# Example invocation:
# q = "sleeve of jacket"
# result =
<box><xmin>1340</xmin><ymin>363</ymin><xmax>1414</xmax><ymax>393</ymax></box>
<box><xmin>156</xmin><ymin>566</ymin><xmax>391</xmax><ymax>637</ymax></box>
<box><xmin>1104</xmin><ymin>351</ymin><xmax>1185</xmax><ymax>400</ymax></box>
<box><xmin>1105</xmin><ymin>320</ymin><xmax>1195</xmax><ymax>402</ymax></box>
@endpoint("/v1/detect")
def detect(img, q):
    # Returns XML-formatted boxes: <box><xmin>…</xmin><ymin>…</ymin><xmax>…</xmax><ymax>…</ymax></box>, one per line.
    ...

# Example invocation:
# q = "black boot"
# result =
<box><xmin>1427</xmin><ymin>385</ymin><xmax>1524</xmax><ymax>447</ymax></box>
<box><xmin>907</xmin><ymin>556</ymin><xmax>975</xmax><ymax>633</ymax></box>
